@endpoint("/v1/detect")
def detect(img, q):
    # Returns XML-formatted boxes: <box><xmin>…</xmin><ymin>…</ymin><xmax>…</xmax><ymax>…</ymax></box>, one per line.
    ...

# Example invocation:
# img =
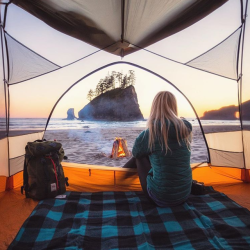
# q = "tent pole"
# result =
<box><xmin>238</xmin><ymin>0</ymin><xmax>248</xmax><ymax>178</ymax></box>
<box><xmin>4</xmin><ymin>33</ymin><xmax>10</xmax><ymax>85</ymax></box>
<box><xmin>3</xmin><ymin>0</ymin><xmax>12</xmax><ymax>29</ymax></box>
<box><xmin>236</xmin><ymin>29</ymin><xmax>243</xmax><ymax>78</ymax></box>
<box><xmin>0</xmin><ymin>24</ymin><xmax>10</xmax><ymax>177</ymax></box>
<box><xmin>121</xmin><ymin>0</ymin><xmax>125</xmax><ymax>43</ymax></box>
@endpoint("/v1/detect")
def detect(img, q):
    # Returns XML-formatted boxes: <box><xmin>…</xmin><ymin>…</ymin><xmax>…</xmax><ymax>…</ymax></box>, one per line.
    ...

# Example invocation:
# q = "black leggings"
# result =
<box><xmin>123</xmin><ymin>156</ymin><xmax>155</xmax><ymax>203</ymax></box>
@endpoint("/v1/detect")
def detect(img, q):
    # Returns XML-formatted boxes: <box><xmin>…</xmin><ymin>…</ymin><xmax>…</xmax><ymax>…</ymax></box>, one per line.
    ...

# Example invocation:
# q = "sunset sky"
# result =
<box><xmin>1</xmin><ymin>1</ymin><xmax>249</xmax><ymax>119</ymax></box>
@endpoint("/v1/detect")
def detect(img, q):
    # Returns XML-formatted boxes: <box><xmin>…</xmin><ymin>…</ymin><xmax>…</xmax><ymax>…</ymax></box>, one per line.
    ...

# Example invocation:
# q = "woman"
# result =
<box><xmin>123</xmin><ymin>91</ymin><xmax>192</xmax><ymax>206</ymax></box>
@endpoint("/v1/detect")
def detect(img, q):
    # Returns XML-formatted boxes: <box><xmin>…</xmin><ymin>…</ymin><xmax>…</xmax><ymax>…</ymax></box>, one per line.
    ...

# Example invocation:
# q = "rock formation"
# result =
<box><xmin>201</xmin><ymin>105</ymin><xmax>237</xmax><ymax>120</ymax></box>
<box><xmin>78</xmin><ymin>85</ymin><xmax>144</xmax><ymax>121</ymax></box>
<box><xmin>66</xmin><ymin>108</ymin><xmax>77</xmax><ymax>120</ymax></box>
<box><xmin>201</xmin><ymin>100</ymin><xmax>250</xmax><ymax>120</ymax></box>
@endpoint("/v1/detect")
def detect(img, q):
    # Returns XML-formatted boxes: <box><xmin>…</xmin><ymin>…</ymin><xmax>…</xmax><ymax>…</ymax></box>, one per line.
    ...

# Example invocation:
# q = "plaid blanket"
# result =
<box><xmin>9</xmin><ymin>188</ymin><xmax>250</xmax><ymax>250</ymax></box>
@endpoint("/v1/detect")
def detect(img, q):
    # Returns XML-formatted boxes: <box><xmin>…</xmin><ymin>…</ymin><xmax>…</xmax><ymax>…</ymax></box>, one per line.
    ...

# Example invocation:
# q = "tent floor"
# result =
<box><xmin>1</xmin><ymin>182</ymin><xmax>249</xmax><ymax>249</ymax></box>
<box><xmin>1</xmin><ymin>164</ymin><xmax>250</xmax><ymax>248</ymax></box>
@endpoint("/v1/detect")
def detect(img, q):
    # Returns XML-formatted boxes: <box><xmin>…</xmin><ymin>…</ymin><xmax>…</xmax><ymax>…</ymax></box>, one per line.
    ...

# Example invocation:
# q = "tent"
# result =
<box><xmin>0</xmin><ymin>0</ymin><xmax>250</xmax><ymax>248</ymax></box>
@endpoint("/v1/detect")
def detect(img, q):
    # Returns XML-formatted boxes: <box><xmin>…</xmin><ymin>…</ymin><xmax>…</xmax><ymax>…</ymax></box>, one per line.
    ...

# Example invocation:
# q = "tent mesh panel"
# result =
<box><xmin>5</xmin><ymin>33</ymin><xmax>60</xmax><ymax>85</ymax></box>
<box><xmin>186</xmin><ymin>27</ymin><xmax>242</xmax><ymax>80</ymax></box>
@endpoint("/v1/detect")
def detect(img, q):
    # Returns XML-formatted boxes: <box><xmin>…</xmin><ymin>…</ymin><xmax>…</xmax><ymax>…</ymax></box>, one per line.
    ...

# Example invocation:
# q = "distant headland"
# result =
<box><xmin>201</xmin><ymin>100</ymin><xmax>250</xmax><ymax>120</ymax></box>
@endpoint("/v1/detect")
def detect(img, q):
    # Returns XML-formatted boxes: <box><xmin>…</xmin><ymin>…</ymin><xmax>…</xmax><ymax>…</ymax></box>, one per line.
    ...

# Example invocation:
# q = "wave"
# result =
<box><xmin>0</xmin><ymin>117</ymin><xmax>246</xmax><ymax>131</ymax></box>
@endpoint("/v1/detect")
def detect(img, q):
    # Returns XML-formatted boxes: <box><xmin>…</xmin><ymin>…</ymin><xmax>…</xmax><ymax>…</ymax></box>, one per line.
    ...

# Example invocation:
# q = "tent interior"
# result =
<box><xmin>0</xmin><ymin>0</ymin><xmax>250</xmax><ymax>248</ymax></box>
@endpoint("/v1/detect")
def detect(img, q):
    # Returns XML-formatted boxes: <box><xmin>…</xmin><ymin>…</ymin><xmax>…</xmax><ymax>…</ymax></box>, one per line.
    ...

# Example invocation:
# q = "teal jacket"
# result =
<box><xmin>132</xmin><ymin>120</ymin><xmax>192</xmax><ymax>203</ymax></box>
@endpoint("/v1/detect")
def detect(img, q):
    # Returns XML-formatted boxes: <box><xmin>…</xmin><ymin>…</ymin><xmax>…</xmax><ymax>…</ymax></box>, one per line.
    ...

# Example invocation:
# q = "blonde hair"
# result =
<box><xmin>147</xmin><ymin>91</ymin><xmax>192</xmax><ymax>152</ymax></box>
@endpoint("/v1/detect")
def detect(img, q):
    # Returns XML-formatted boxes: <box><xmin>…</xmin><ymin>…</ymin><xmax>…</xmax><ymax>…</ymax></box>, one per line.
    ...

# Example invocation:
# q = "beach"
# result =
<box><xmin>44</xmin><ymin>125</ymin><xmax>241</xmax><ymax>167</ymax></box>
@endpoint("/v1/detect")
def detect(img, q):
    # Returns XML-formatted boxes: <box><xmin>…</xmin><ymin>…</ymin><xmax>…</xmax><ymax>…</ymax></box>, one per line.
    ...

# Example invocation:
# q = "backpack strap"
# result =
<box><xmin>21</xmin><ymin>154</ymin><xmax>31</xmax><ymax>198</ymax></box>
<box><xmin>65</xmin><ymin>177</ymin><xmax>69</xmax><ymax>186</ymax></box>
<box><xmin>45</xmin><ymin>155</ymin><xmax>59</xmax><ymax>191</ymax></box>
<box><xmin>34</xmin><ymin>139</ymin><xmax>46</xmax><ymax>143</ymax></box>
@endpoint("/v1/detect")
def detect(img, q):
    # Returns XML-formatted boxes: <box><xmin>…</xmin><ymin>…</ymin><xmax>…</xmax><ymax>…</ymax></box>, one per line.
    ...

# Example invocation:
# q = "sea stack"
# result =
<box><xmin>66</xmin><ymin>108</ymin><xmax>77</xmax><ymax>120</ymax></box>
<box><xmin>78</xmin><ymin>85</ymin><xmax>144</xmax><ymax>121</ymax></box>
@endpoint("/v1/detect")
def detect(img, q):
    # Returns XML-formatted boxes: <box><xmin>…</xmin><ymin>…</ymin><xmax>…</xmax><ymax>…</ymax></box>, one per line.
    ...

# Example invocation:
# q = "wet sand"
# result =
<box><xmin>44</xmin><ymin>125</ymin><xmax>240</xmax><ymax>167</ymax></box>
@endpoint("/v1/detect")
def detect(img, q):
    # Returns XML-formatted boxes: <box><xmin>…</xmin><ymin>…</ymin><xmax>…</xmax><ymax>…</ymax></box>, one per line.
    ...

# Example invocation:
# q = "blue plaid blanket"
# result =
<box><xmin>9</xmin><ymin>188</ymin><xmax>250</xmax><ymax>250</ymax></box>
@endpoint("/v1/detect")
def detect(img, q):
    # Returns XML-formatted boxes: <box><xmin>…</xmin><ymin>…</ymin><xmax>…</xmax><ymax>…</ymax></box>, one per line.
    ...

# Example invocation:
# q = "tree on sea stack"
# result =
<box><xmin>121</xmin><ymin>75</ymin><xmax>128</xmax><ymax>89</ymax></box>
<box><xmin>88</xmin><ymin>70</ymin><xmax>136</xmax><ymax>100</ymax></box>
<box><xmin>104</xmin><ymin>75</ymin><xmax>114</xmax><ymax>91</ymax></box>
<box><xmin>110</xmin><ymin>71</ymin><xmax>117</xmax><ymax>89</ymax></box>
<box><xmin>87</xmin><ymin>89</ymin><xmax>94</xmax><ymax>101</ymax></box>
<box><xmin>116</xmin><ymin>72</ymin><xmax>123</xmax><ymax>87</ymax></box>
<box><xmin>96</xmin><ymin>79</ymin><xmax>106</xmax><ymax>96</ymax></box>
<box><xmin>128</xmin><ymin>70</ymin><xmax>135</xmax><ymax>86</ymax></box>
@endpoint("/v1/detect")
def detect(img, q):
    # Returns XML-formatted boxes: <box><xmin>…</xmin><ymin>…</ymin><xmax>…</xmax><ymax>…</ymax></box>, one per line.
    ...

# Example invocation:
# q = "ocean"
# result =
<box><xmin>1</xmin><ymin>118</ymin><xmax>244</xmax><ymax>131</ymax></box>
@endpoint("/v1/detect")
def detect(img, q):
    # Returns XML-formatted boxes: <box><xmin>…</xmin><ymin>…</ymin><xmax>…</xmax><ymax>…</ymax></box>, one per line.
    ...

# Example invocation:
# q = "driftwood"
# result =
<box><xmin>110</xmin><ymin>138</ymin><xmax>131</xmax><ymax>158</ymax></box>
<box><xmin>111</xmin><ymin>140</ymin><xmax>119</xmax><ymax>158</ymax></box>
<box><xmin>120</xmin><ymin>139</ymin><xmax>131</xmax><ymax>157</ymax></box>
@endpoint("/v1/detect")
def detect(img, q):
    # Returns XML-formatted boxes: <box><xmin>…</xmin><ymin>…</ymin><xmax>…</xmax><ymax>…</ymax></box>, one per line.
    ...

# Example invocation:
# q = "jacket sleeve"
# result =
<box><xmin>132</xmin><ymin>129</ymin><xmax>151</xmax><ymax>158</ymax></box>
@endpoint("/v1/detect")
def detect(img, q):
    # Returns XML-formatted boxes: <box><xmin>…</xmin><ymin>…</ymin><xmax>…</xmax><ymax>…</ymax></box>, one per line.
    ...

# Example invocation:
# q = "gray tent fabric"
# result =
<box><xmin>12</xmin><ymin>0</ymin><xmax>228</xmax><ymax>56</ymax></box>
<box><xmin>186</xmin><ymin>27</ymin><xmax>242</xmax><ymax>80</ymax></box>
<box><xmin>5</xmin><ymin>33</ymin><xmax>61</xmax><ymax>84</ymax></box>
